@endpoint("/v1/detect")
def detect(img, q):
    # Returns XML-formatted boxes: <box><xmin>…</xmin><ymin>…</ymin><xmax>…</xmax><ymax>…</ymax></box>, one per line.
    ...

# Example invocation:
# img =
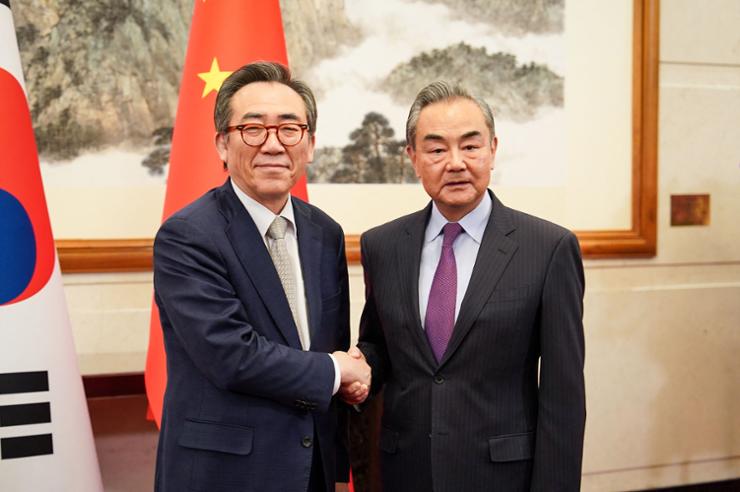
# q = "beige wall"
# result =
<box><xmin>64</xmin><ymin>1</ymin><xmax>740</xmax><ymax>490</ymax></box>
<box><xmin>574</xmin><ymin>1</ymin><xmax>740</xmax><ymax>488</ymax></box>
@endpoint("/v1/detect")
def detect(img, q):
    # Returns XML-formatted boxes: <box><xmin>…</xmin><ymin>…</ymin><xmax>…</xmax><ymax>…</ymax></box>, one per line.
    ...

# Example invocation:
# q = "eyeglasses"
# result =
<box><xmin>223</xmin><ymin>123</ymin><xmax>309</xmax><ymax>147</ymax></box>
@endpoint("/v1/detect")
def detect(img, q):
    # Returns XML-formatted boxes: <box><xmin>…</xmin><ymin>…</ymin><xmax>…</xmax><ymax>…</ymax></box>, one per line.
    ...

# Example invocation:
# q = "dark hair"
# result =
<box><xmin>406</xmin><ymin>81</ymin><xmax>495</xmax><ymax>148</ymax></box>
<box><xmin>214</xmin><ymin>61</ymin><xmax>317</xmax><ymax>135</ymax></box>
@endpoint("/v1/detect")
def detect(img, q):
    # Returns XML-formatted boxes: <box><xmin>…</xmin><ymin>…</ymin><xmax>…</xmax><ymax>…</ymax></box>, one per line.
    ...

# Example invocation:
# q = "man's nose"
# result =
<box><xmin>447</xmin><ymin>149</ymin><xmax>466</xmax><ymax>170</ymax></box>
<box><xmin>261</xmin><ymin>128</ymin><xmax>285</xmax><ymax>152</ymax></box>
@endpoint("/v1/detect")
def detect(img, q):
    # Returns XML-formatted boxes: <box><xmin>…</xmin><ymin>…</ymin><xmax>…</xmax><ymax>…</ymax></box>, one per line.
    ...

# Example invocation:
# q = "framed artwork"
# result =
<box><xmin>15</xmin><ymin>0</ymin><xmax>657</xmax><ymax>271</ymax></box>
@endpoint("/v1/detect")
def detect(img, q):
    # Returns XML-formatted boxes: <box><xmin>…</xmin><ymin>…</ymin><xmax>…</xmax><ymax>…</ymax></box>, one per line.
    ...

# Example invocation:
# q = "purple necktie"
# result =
<box><xmin>425</xmin><ymin>222</ymin><xmax>464</xmax><ymax>363</ymax></box>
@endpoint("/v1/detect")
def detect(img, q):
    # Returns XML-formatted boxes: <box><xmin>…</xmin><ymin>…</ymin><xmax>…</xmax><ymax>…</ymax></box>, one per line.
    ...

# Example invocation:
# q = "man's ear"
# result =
<box><xmin>215</xmin><ymin>132</ymin><xmax>228</xmax><ymax>163</ymax></box>
<box><xmin>306</xmin><ymin>133</ymin><xmax>316</xmax><ymax>163</ymax></box>
<box><xmin>489</xmin><ymin>136</ymin><xmax>498</xmax><ymax>169</ymax></box>
<box><xmin>406</xmin><ymin>145</ymin><xmax>421</xmax><ymax>178</ymax></box>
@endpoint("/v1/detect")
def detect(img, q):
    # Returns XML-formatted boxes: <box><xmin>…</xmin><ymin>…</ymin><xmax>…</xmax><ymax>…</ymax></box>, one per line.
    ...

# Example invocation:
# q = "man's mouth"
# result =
<box><xmin>254</xmin><ymin>163</ymin><xmax>290</xmax><ymax>169</ymax></box>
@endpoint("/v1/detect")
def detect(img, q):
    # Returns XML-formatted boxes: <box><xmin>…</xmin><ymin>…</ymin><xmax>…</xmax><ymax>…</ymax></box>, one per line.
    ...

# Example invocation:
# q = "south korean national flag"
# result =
<box><xmin>0</xmin><ymin>1</ymin><xmax>103</xmax><ymax>490</ymax></box>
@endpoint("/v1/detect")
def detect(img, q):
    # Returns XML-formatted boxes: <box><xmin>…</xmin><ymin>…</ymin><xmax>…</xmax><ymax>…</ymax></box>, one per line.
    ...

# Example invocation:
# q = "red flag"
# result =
<box><xmin>145</xmin><ymin>0</ymin><xmax>308</xmax><ymax>427</ymax></box>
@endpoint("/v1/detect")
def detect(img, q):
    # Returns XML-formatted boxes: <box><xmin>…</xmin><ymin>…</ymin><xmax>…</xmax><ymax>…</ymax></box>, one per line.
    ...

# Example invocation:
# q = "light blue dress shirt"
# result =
<box><xmin>419</xmin><ymin>193</ymin><xmax>493</xmax><ymax>327</ymax></box>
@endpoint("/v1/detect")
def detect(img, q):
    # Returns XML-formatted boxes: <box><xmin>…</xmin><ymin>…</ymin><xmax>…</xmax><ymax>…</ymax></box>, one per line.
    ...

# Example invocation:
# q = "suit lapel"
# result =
<box><xmin>219</xmin><ymin>183</ymin><xmax>303</xmax><ymax>349</ymax></box>
<box><xmin>439</xmin><ymin>192</ymin><xmax>518</xmax><ymax>367</ymax></box>
<box><xmin>398</xmin><ymin>204</ymin><xmax>438</xmax><ymax>368</ymax></box>
<box><xmin>293</xmin><ymin>198</ymin><xmax>323</xmax><ymax>345</ymax></box>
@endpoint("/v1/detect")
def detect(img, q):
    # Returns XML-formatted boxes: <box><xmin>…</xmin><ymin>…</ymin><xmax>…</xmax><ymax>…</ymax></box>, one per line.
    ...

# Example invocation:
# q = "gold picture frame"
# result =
<box><xmin>56</xmin><ymin>0</ymin><xmax>658</xmax><ymax>272</ymax></box>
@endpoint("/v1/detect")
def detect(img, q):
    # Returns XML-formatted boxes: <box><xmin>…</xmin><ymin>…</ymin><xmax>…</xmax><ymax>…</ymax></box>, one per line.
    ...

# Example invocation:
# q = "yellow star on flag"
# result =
<box><xmin>197</xmin><ymin>58</ymin><xmax>232</xmax><ymax>98</ymax></box>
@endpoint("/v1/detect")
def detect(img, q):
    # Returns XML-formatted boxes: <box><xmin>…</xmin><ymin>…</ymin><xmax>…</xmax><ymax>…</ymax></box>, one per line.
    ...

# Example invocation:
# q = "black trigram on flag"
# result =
<box><xmin>0</xmin><ymin>371</ymin><xmax>54</xmax><ymax>459</ymax></box>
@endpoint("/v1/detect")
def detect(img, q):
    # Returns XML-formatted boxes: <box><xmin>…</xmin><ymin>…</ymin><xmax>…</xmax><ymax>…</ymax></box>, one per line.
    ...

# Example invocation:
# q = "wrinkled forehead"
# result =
<box><xmin>417</xmin><ymin>98</ymin><xmax>490</xmax><ymax>141</ymax></box>
<box><xmin>229</xmin><ymin>81</ymin><xmax>307</xmax><ymax>122</ymax></box>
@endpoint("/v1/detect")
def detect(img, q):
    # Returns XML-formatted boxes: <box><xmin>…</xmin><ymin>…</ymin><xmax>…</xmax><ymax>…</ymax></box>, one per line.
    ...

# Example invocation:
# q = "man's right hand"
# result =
<box><xmin>332</xmin><ymin>349</ymin><xmax>371</xmax><ymax>404</ymax></box>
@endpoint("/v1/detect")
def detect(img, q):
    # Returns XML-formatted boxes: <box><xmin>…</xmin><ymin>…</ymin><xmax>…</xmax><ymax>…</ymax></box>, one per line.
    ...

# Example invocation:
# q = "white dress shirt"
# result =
<box><xmin>231</xmin><ymin>180</ymin><xmax>340</xmax><ymax>394</ymax></box>
<box><xmin>419</xmin><ymin>192</ymin><xmax>492</xmax><ymax>327</ymax></box>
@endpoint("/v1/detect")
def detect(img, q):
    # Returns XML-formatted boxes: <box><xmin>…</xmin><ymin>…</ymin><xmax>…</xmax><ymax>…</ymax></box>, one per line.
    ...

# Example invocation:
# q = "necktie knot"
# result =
<box><xmin>442</xmin><ymin>222</ymin><xmax>463</xmax><ymax>248</ymax></box>
<box><xmin>267</xmin><ymin>216</ymin><xmax>288</xmax><ymax>240</ymax></box>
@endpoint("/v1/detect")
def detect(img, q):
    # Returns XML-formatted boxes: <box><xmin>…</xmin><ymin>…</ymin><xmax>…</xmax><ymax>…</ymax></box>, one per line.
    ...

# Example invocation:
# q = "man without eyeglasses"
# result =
<box><xmin>355</xmin><ymin>82</ymin><xmax>586</xmax><ymax>491</ymax></box>
<box><xmin>153</xmin><ymin>62</ymin><xmax>370</xmax><ymax>492</ymax></box>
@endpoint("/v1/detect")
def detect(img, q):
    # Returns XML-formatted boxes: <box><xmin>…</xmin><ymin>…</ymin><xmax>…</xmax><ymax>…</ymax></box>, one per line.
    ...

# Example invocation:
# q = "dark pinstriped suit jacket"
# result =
<box><xmin>358</xmin><ymin>191</ymin><xmax>585</xmax><ymax>492</ymax></box>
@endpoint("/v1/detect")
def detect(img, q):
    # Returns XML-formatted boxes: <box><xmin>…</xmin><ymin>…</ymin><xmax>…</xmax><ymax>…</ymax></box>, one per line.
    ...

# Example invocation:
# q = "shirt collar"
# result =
<box><xmin>424</xmin><ymin>191</ymin><xmax>492</xmax><ymax>244</ymax></box>
<box><xmin>230</xmin><ymin>179</ymin><xmax>296</xmax><ymax>238</ymax></box>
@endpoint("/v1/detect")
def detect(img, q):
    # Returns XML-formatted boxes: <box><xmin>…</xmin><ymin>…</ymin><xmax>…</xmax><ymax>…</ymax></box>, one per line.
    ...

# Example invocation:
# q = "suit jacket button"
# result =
<box><xmin>434</xmin><ymin>376</ymin><xmax>445</xmax><ymax>384</ymax></box>
<box><xmin>302</xmin><ymin>436</ymin><xmax>313</xmax><ymax>448</ymax></box>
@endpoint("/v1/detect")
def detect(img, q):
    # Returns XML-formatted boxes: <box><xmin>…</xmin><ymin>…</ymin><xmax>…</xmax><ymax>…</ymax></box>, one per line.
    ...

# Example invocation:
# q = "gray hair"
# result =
<box><xmin>214</xmin><ymin>61</ymin><xmax>317</xmax><ymax>135</ymax></box>
<box><xmin>405</xmin><ymin>81</ymin><xmax>495</xmax><ymax>148</ymax></box>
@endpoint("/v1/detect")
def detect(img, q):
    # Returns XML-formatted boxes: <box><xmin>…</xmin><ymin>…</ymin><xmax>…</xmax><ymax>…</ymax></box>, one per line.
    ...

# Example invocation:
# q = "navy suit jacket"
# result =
<box><xmin>358</xmin><ymin>191</ymin><xmax>586</xmax><ymax>492</ymax></box>
<box><xmin>153</xmin><ymin>180</ymin><xmax>350</xmax><ymax>492</ymax></box>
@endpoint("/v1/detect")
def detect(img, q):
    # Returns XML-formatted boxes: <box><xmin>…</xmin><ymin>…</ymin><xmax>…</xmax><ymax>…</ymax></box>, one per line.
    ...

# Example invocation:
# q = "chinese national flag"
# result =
<box><xmin>144</xmin><ymin>0</ymin><xmax>308</xmax><ymax>427</ymax></box>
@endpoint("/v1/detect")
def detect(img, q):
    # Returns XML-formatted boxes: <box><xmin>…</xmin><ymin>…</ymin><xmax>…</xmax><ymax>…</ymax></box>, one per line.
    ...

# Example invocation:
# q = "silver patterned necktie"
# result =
<box><xmin>266</xmin><ymin>216</ymin><xmax>307</xmax><ymax>349</ymax></box>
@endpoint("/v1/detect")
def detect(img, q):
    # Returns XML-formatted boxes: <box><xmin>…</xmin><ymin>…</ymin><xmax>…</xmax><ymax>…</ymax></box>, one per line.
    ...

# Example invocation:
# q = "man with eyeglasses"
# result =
<box><xmin>152</xmin><ymin>62</ymin><xmax>369</xmax><ymax>492</ymax></box>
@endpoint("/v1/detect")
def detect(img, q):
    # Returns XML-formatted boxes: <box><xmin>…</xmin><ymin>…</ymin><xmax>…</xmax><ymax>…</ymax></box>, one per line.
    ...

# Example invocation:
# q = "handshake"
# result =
<box><xmin>332</xmin><ymin>347</ymin><xmax>371</xmax><ymax>405</ymax></box>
